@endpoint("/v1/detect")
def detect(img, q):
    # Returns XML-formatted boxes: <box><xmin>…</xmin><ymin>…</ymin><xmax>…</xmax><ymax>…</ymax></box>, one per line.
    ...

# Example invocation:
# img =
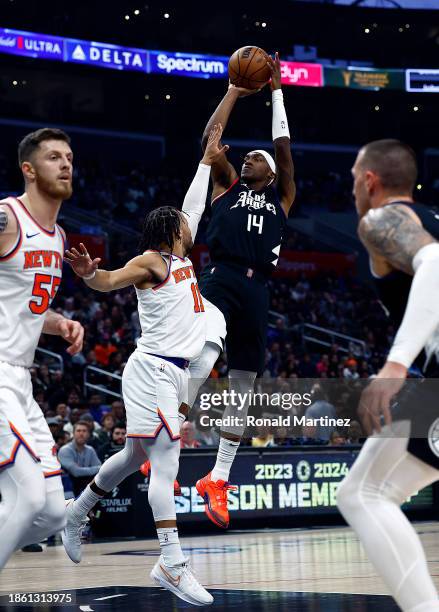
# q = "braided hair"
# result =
<box><xmin>139</xmin><ymin>206</ymin><xmax>182</xmax><ymax>253</ymax></box>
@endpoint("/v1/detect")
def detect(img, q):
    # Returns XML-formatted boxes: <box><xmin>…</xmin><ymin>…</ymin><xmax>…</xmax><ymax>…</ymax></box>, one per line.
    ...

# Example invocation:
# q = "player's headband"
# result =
<box><xmin>249</xmin><ymin>150</ymin><xmax>276</xmax><ymax>174</ymax></box>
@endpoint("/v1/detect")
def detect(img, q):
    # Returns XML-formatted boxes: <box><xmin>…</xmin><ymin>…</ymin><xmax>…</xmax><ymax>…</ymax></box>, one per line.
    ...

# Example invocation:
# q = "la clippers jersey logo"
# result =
<box><xmin>230</xmin><ymin>189</ymin><xmax>277</xmax><ymax>215</ymax></box>
<box><xmin>207</xmin><ymin>181</ymin><xmax>285</xmax><ymax>274</ymax></box>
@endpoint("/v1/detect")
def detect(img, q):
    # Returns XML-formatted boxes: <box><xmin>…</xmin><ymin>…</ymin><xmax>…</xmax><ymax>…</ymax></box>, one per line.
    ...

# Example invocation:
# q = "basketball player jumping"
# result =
<box><xmin>182</xmin><ymin>53</ymin><xmax>296</xmax><ymax>529</ymax></box>
<box><xmin>337</xmin><ymin>139</ymin><xmax>439</xmax><ymax>611</ymax></box>
<box><xmin>61</xmin><ymin>125</ymin><xmax>226</xmax><ymax>607</ymax></box>
<box><xmin>0</xmin><ymin>128</ymin><xmax>84</xmax><ymax>568</ymax></box>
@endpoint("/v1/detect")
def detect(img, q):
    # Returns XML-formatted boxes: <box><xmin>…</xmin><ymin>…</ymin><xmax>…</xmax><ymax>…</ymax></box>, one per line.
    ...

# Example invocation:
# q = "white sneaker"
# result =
<box><xmin>150</xmin><ymin>555</ymin><xmax>213</xmax><ymax>606</ymax></box>
<box><xmin>61</xmin><ymin>499</ymin><xmax>88</xmax><ymax>564</ymax></box>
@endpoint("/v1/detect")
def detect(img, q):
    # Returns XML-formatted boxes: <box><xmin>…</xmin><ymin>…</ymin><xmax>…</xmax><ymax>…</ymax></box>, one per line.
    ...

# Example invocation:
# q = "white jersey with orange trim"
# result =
<box><xmin>136</xmin><ymin>251</ymin><xmax>206</xmax><ymax>362</ymax></box>
<box><xmin>0</xmin><ymin>197</ymin><xmax>65</xmax><ymax>367</ymax></box>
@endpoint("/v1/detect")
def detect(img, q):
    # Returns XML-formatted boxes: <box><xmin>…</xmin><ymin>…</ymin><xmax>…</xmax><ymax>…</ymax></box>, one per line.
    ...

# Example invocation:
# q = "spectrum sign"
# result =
<box><xmin>0</xmin><ymin>26</ymin><xmax>324</xmax><ymax>87</ymax></box>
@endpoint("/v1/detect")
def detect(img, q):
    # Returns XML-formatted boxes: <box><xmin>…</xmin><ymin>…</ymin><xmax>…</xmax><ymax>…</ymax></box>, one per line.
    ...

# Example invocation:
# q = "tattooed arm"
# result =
<box><xmin>357</xmin><ymin>205</ymin><xmax>439</xmax><ymax>432</ymax></box>
<box><xmin>358</xmin><ymin>204</ymin><xmax>435</xmax><ymax>275</ymax></box>
<box><xmin>0</xmin><ymin>204</ymin><xmax>18</xmax><ymax>257</ymax></box>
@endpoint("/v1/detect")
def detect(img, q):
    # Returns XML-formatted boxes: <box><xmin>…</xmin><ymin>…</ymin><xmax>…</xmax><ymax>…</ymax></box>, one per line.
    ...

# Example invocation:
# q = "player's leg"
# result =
<box><xmin>0</xmin><ymin>449</ymin><xmax>46</xmax><ymax>568</ymax></box>
<box><xmin>145</xmin><ymin>426</ymin><xmax>213</xmax><ymax>605</ymax></box>
<box><xmin>337</xmin><ymin>420</ymin><xmax>439</xmax><ymax>611</ymax></box>
<box><xmin>61</xmin><ymin>436</ymin><xmax>148</xmax><ymax>563</ymax></box>
<box><xmin>185</xmin><ymin>298</ymin><xmax>226</xmax><ymax>411</ymax></box>
<box><xmin>16</xmin><ymin>396</ymin><xmax>67</xmax><ymax>549</ymax></box>
<box><xmin>196</xmin><ymin>282</ymin><xmax>267</xmax><ymax>528</ymax></box>
<box><xmin>0</xmin><ymin>370</ymin><xmax>49</xmax><ymax>568</ymax></box>
<box><xmin>16</xmin><ymin>475</ymin><xmax>66</xmax><ymax>549</ymax></box>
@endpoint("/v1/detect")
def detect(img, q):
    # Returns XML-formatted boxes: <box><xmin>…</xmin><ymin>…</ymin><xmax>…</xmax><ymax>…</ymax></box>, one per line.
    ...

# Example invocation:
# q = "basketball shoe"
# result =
<box><xmin>61</xmin><ymin>499</ymin><xmax>89</xmax><ymax>564</ymax></box>
<box><xmin>150</xmin><ymin>555</ymin><xmax>213</xmax><ymax>606</ymax></box>
<box><xmin>195</xmin><ymin>472</ymin><xmax>237</xmax><ymax>529</ymax></box>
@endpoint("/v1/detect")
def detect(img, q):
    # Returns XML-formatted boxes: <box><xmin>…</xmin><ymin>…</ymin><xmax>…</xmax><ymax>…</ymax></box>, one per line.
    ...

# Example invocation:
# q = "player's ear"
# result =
<box><xmin>21</xmin><ymin>161</ymin><xmax>36</xmax><ymax>182</ymax></box>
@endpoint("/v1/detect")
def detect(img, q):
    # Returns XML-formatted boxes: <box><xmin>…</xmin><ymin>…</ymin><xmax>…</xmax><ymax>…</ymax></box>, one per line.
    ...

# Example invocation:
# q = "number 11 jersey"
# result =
<box><xmin>206</xmin><ymin>180</ymin><xmax>286</xmax><ymax>278</ymax></box>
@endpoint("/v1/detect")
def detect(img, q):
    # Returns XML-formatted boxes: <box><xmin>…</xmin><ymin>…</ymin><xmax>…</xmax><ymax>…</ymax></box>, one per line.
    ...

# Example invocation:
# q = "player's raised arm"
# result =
<box><xmin>202</xmin><ymin>83</ymin><xmax>260</xmax><ymax>200</ymax></box>
<box><xmin>0</xmin><ymin>203</ymin><xmax>18</xmax><ymax>257</ymax></box>
<box><xmin>267</xmin><ymin>53</ymin><xmax>296</xmax><ymax>217</ymax></box>
<box><xmin>64</xmin><ymin>244</ymin><xmax>166</xmax><ymax>292</ymax></box>
<box><xmin>183</xmin><ymin>124</ymin><xmax>229</xmax><ymax>241</ymax></box>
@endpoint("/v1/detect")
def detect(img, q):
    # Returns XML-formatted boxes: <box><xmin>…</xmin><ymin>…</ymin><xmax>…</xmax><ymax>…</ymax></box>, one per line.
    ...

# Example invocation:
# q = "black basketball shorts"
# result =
<box><xmin>199</xmin><ymin>262</ymin><xmax>269</xmax><ymax>376</ymax></box>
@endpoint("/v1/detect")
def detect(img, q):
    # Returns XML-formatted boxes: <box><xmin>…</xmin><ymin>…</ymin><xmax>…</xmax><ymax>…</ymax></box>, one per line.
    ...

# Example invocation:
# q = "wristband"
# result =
<box><xmin>83</xmin><ymin>271</ymin><xmax>96</xmax><ymax>280</ymax></box>
<box><xmin>272</xmin><ymin>89</ymin><xmax>291</xmax><ymax>141</ymax></box>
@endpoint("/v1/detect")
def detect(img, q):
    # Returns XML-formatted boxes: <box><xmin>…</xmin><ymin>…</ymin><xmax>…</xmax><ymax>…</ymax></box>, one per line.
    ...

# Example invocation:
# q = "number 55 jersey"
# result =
<box><xmin>0</xmin><ymin>197</ymin><xmax>64</xmax><ymax>368</ymax></box>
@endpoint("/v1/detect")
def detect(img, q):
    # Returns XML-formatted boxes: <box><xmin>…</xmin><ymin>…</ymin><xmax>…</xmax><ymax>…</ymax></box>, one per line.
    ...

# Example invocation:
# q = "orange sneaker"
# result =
<box><xmin>140</xmin><ymin>461</ymin><xmax>182</xmax><ymax>497</ymax></box>
<box><xmin>195</xmin><ymin>472</ymin><xmax>237</xmax><ymax>529</ymax></box>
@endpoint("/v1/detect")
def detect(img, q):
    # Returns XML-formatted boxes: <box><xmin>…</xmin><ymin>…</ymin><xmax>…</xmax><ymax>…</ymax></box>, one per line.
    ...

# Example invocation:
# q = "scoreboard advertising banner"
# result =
<box><xmin>5</xmin><ymin>26</ymin><xmax>437</xmax><ymax>93</ymax></box>
<box><xmin>92</xmin><ymin>378</ymin><xmax>439</xmax><ymax>538</ymax></box>
<box><xmin>93</xmin><ymin>449</ymin><xmax>434</xmax><ymax>538</ymax></box>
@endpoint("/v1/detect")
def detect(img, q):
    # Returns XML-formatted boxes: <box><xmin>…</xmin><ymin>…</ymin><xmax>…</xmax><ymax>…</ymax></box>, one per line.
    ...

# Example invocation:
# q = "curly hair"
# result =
<box><xmin>139</xmin><ymin>206</ymin><xmax>182</xmax><ymax>253</ymax></box>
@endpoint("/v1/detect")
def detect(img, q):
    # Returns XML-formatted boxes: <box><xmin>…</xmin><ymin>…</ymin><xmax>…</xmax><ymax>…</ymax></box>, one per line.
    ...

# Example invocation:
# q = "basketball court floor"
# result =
<box><xmin>2</xmin><ymin>522</ymin><xmax>439</xmax><ymax>610</ymax></box>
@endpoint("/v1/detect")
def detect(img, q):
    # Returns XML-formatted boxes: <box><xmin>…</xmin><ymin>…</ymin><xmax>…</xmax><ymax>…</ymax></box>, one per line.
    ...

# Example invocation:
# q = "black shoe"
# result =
<box><xmin>21</xmin><ymin>544</ymin><xmax>43</xmax><ymax>552</ymax></box>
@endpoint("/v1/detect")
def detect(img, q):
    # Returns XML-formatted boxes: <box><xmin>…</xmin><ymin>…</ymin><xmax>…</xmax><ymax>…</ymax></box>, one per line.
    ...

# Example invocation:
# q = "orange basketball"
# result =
<box><xmin>228</xmin><ymin>46</ymin><xmax>271</xmax><ymax>90</ymax></box>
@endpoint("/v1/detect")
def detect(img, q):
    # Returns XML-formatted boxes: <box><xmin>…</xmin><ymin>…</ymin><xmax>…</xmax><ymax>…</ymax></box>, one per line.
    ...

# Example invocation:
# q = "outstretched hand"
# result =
<box><xmin>64</xmin><ymin>243</ymin><xmax>101</xmax><ymax>279</ymax></box>
<box><xmin>267</xmin><ymin>52</ymin><xmax>282</xmax><ymax>91</ymax></box>
<box><xmin>201</xmin><ymin>124</ymin><xmax>229</xmax><ymax>165</ymax></box>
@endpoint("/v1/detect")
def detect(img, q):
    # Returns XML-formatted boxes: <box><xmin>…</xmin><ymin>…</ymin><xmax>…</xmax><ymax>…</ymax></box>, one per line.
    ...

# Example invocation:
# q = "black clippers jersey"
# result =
<box><xmin>373</xmin><ymin>202</ymin><xmax>439</xmax><ymax>374</ymax></box>
<box><xmin>206</xmin><ymin>179</ymin><xmax>286</xmax><ymax>277</ymax></box>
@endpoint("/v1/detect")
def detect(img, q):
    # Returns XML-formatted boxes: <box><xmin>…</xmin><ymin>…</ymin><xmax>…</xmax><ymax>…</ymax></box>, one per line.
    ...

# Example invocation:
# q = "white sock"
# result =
<box><xmin>157</xmin><ymin>527</ymin><xmax>186</xmax><ymax>566</ymax></box>
<box><xmin>211</xmin><ymin>438</ymin><xmax>240</xmax><ymax>482</ymax></box>
<box><xmin>72</xmin><ymin>484</ymin><xmax>103</xmax><ymax>520</ymax></box>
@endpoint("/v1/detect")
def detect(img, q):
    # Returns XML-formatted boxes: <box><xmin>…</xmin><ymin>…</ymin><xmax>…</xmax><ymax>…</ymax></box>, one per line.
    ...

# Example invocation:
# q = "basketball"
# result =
<box><xmin>228</xmin><ymin>46</ymin><xmax>271</xmax><ymax>90</ymax></box>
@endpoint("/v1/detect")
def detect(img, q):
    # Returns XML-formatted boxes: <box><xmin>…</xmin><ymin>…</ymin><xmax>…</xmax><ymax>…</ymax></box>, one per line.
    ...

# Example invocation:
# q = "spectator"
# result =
<box><xmin>347</xmin><ymin>420</ymin><xmax>363</xmax><ymax>444</ymax></box>
<box><xmin>180</xmin><ymin>422</ymin><xmax>201</xmax><ymax>449</ymax></box>
<box><xmin>64</xmin><ymin>407</ymin><xmax>83</xmax><ymax>436</ymax></box>
<box><xmin>94</xmin><ymin>334</ymin><xmax>117</xmax><ymax>366</ymax></box>
<box><xmin>329</xmin><ymin>430</ymin><xmax>348</xmax><ymax>446</ymax></box>
<box><xmin>110</xmin><ymin>400</ymin><xmax>126</xmax><ymax>424</ymax></box>
<box><xmin>98</xmin><ymin>422</ymin><xmax>127</xmax><ymax>461</ymax></box>
<box><xmin>251</xmin><ymin>424</ymin><xmax>275</xmax><ymax>448</ymax></box>
<box><xmin>303</xmin><ymin>385</ymin><xmax>337</xmax><ymax>441</ymax></box>
<box><xmin>55</xmin><ymin>402</ymin><xmax>70</xmax><ymax>426</ymax></box>
<box><xmin>58</xmin><ymin>421</ymin><xmax>102</xmax><ymax>496</ymax></box>
<box><xmin>193</xmin><ymin>411</ymin><xmax>220</xmax><ymax>447</ymax></box>
<box><xmin>273</xmin><ymin>426</ymin><xmax>293</xmax><ymax>447</ymax></box>
<box><xmin>95</xmin><ymin>413</ymin><xmax>116</xmax><ymax>447</ymax></box>
<box><xmin>88</xmin><ymin>392</ymin><xmax>108</xmax><ymax>422</ymax></box>
<box><xmin>80</xmin><ymin>413</ymin><xmax>102</xmax><ymax>449</ymax></box>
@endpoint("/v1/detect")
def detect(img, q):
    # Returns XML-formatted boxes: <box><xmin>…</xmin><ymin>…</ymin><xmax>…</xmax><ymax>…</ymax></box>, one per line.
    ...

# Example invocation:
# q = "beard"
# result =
<box><xmin>35</xmin><ymin>173</ymin><xmax>73</xmax><ymax>200</ymax></box>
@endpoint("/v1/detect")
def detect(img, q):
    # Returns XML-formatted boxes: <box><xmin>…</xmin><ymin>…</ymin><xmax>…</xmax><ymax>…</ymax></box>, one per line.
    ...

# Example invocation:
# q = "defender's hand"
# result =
<box><xmin>201</xmin><ymin>124</ymin><xmax>229</xmax><ymax>165</ymax></box>
<box><xmin>65</xmin><ymin>243</ymin><xmax>101</xmax><ymax>278</ymax></box>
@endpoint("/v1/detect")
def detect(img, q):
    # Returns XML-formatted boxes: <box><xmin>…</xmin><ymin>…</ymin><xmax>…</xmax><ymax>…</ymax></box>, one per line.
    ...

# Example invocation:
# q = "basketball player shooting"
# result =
<box><xmin>61</xmin><ymin>125</ymin><xmax>226</xmax><ymax>607</ymax></box>
<box><xmin>0</xmin><ymin>128</ymin><xmax>84</xmax><ymax>569</ymax></box>
<box><xmin>337</xmin><ymin>139</ymin><xmax>439</xmax><ymax>611</ymax></box>
<box><xmin>182</xmin><ymin>52</ymin><xmax>296</xmax><ymax>530</ymax></box>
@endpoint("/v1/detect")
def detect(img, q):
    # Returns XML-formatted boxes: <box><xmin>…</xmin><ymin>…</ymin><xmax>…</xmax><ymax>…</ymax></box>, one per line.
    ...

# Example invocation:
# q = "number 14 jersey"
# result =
<box><xmin>206</xmin><ymin>180</ymin><xmax>286</xmax><ymax>278</ymax></box>
<box><xmin>0</xmin><ymin>197</ymin><xmax>64</xmax><ymax>367</ymax></box>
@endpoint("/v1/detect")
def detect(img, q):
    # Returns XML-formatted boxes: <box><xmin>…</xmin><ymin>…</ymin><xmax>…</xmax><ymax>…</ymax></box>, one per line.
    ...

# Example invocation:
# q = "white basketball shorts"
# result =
<box><xmin>0</xmin><ymin>361</ymin><xmax>61</xmax><ymax>477</ymax></box>
<box><xmin>123</xmin><ymin>351</ymin><xmax>189</xmax><ymax>441</ymax></box>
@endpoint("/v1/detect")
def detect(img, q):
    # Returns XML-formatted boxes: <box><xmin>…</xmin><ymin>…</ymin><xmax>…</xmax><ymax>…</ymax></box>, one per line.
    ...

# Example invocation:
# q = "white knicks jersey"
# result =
<box><xmin>136</xmin><ymin>251</ymin><xmax>206</xmax><ymax>361</ymax></box>
<box><xmin>0</xmin><ymin>197</ymin><xmax>64</xmax><ymax>367</ymax></box>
